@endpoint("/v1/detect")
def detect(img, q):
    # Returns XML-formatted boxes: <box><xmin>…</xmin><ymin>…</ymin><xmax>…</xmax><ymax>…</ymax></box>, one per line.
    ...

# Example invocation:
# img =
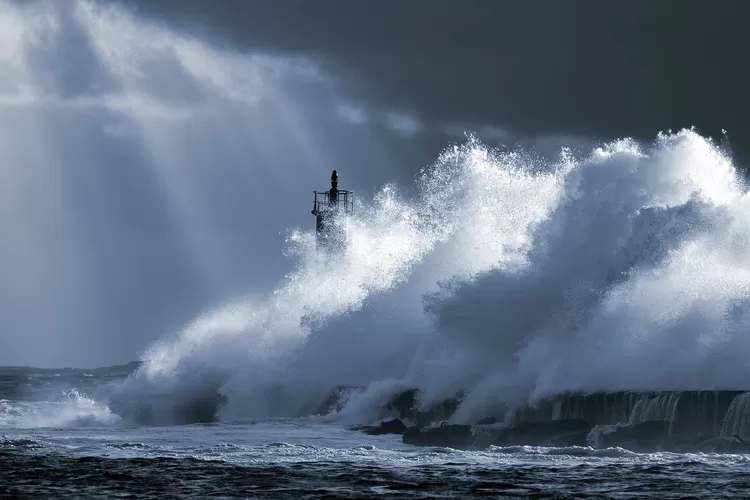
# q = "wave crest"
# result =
<box><xmin>108</xmin><ymin>128</ymin><xmax>750</xmax><ymax>425</ymax></box>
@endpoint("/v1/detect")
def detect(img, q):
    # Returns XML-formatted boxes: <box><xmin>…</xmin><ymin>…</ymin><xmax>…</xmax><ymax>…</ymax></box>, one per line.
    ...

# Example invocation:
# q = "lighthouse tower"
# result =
<box><xmin>311</xmin><ymin>170</ymin><xmax>354</xmax><ymax>247</ymax></box>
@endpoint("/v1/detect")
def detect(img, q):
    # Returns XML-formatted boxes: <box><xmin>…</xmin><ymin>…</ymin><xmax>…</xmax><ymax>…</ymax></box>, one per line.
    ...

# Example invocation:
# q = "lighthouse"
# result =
<box><xmin>311</xmin><ymin>170</ymin><xmax>354</xmax><ymax>247</ymax></box>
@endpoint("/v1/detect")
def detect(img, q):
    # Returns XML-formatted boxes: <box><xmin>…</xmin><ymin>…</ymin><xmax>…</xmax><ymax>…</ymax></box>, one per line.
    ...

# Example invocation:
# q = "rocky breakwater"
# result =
<box><xmin>333</xmin><ymin>388</ymin><xmax>750</xmax><ymax>453</ymax></box>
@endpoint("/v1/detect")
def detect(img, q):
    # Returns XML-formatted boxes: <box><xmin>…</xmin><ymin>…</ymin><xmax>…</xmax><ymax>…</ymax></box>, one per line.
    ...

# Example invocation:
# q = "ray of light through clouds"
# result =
<box><xmin>0</xmin><ymin>0</ymin><xmax>422</xmax><ymax>367</ymax></box>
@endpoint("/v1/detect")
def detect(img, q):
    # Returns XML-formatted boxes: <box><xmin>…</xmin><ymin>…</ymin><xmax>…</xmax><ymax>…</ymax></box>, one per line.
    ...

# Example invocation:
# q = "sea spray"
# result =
<box><xmin>0</xmin><ymin>389</ymin><xmax>120</xmax><ymax>428</ymax></box>
<box><xmin>5</xmin><ymin>1</ymin><xmax>750</xmax><ymax>427</ymax></box>
<box><xmin>422</xmin><ymin>130</ymin><xmax>748</xmax><ymax>416</ymax></box>
<box><xmin>106</xmin><ymin>135</ymin><xmax>558</xmax><ymax>422</ymax></box>
<box><xmin>122</xmin><ymin>128</ymin><xmax>750</xmax><ymax>425</ymax></box>
<box><xmin>126</xmin><ymin>173</ymin><xmax>474</xmax><ymax>421</ymax></box>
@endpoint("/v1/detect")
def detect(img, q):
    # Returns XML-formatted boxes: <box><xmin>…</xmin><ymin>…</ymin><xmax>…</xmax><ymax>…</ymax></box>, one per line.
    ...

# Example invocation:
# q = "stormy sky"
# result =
<box><xmin>1</xmin><ymin>0</ymin><xmax>748</xmax><ymax>368</ymax></box>
<box><xmin>130</xmin><ymin>0</ymin><xmax>750</xmax><ymax>165</ymax></box>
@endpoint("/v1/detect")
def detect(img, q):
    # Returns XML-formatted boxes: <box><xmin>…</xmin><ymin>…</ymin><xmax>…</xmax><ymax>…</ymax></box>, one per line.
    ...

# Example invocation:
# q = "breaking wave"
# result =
<box><xmin>117</xmin><ymin>128</ymin><xmax>750</xmax><ymax>424</ymax></box>
<box><xmin>0</xmin><ymin>389</ymin><xmax>119</xmax><ymax>428</ymax></box>
<box><xmin>4</xmin><ymin>0</ymin><xmax>750</xmax><ymax>427</ymax></box>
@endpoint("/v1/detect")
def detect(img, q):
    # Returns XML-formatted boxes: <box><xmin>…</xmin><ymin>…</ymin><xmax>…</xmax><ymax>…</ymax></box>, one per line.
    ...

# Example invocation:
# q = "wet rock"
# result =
<box><xmin>416</xmin><ymin>396</ymin><xmax>465</xmax><ymax>426</ymax></box>
<box><xmin>510</xmin><ymin>418</ymin><xmax>591</xmax><ymax>437</ymax></box>
<box><xmin>545</xmin><ymin>430</ymin><xmax>590</xmax><ymax>447</ymax></box>
<box><xmin>402</xmin><ymin>424</ymin><xmax>474</xmax><ymax>449</ymax></box>
<box><xmin>386</xmin><ymin>389</ymin><xmax>419</xmax><ymax>420</ymax></box>
<box><xmin>597</xmin><ymin>420</ymin><xmax>669</xmax><ymax>451</ymax></box>
<box><xmin>493</xmin><ymin>419</ymin><xmax>592</xmax><ymax>447</ymax></box>
<box><xmin>475</xmin><ymin>416</ymin><xmax>498</xmax><ymax>425</ymax></box>
<box><xmin>362</xmin><ymin>418</ymin><xmax>407</xmax><ymax>436</ymax></box>
<box><xmin>315</xmin><ymin>385</ymin><xmax>363</xmax><ymax>415</ymax></box>
<box><xmin>471</xmin><ymin>419</ymin><xmax>591</xmax><ymax>449</ymax></box>
<box><xmin>384</xmin><ymin>389</ymin><xmax>464</xmax><ymax>424</ymax></box>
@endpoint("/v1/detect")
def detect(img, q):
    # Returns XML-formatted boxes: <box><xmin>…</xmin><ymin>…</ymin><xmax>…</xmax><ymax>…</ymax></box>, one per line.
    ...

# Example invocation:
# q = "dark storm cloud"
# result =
<box><xmin>126</xmin><ymin>0</ymin><xmax>750</xmax><ymax>165</ymax></box>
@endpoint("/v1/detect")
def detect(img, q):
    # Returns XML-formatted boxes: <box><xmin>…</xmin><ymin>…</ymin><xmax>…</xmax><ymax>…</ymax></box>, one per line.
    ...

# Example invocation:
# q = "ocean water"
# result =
<box><xmin>5</xmin><ymin>1</ymin><xmax>750</xmax><ymax>497</ymax></box>
<box><xmin>2</xmin><ymin>367</ymin><xmax>750</xmax><ymax>498</ymax></box>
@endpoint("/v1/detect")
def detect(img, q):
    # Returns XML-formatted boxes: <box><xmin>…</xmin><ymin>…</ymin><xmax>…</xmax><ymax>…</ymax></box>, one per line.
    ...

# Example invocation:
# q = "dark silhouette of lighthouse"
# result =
<box><xmin>311</xmin><ymin>170</ymin><xmax>354</xmax><ymax>247</ymax></box>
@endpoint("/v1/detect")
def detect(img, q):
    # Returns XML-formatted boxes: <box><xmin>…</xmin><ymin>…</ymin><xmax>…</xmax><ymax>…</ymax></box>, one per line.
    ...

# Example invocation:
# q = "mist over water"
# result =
<box><xmin>4</xmin><ymin>0</ymin><xmax>750</xmax><ymax>426</ymax></box>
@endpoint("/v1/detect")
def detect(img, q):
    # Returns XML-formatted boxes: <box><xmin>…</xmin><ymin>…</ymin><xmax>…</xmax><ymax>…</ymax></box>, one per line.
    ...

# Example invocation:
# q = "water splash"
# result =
<box><xmin>114</xmin><ymin>126</ymin><xmax>750</xmax><ymax>426</ymax></box>
<box><xmin>0</xmin><ymin>389</ymin><xmax>119</xmax><ymax>428</ymax></box>
<box><xmin>5</xmin><ymin>1</ymin><xmax>750</xmax><ymax>428</ymax></box>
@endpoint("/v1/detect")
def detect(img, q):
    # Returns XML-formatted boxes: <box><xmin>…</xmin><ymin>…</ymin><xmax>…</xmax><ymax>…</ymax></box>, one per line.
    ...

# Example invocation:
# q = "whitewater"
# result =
<box><xmin>4</xmin><ymin>0</ymin><xmax>750</xmax><ymax>497</ymax></box>
<box><xmin>112</xmin><ymin>129</ymin><xmax>750</xmax><ymax>427</ymax></box>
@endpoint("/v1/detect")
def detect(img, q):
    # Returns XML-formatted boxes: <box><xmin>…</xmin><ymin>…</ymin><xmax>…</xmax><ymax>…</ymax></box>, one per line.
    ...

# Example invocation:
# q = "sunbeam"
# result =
<box><xmin>0</xmin><ymin>0</ymin><xmax>399</xmax><ymax>367</ymax></box>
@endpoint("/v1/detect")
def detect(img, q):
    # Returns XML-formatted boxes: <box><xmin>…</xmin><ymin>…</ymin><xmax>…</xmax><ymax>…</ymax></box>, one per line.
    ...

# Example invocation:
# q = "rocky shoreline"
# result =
<box><xmin>342</xmin><ymin>388</ymin><xmax>750</xmax><ymax>454</ymax></box>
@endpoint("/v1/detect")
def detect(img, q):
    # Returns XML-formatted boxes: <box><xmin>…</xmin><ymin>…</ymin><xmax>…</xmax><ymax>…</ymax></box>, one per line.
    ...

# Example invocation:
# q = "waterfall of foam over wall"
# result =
<box><xmin>118</xmin><ymin>128</ymin><xmax>750</xmax><ymax>426</ymax></box>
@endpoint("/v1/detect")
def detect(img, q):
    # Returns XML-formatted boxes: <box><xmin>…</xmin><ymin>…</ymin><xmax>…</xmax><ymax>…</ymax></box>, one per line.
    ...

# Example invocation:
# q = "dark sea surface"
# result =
<box><xmin>2</xmin><ymin>366</ymin><xmax>750</xmax><ymax>499</ymax></box>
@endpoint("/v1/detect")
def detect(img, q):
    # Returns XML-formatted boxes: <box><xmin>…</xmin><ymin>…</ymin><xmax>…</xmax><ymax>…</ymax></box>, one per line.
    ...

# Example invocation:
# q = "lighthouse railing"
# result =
<box><xmin>312</xmin><ymin>190</ymin><xmax>355</xmax><ymax>213</ymax></box>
